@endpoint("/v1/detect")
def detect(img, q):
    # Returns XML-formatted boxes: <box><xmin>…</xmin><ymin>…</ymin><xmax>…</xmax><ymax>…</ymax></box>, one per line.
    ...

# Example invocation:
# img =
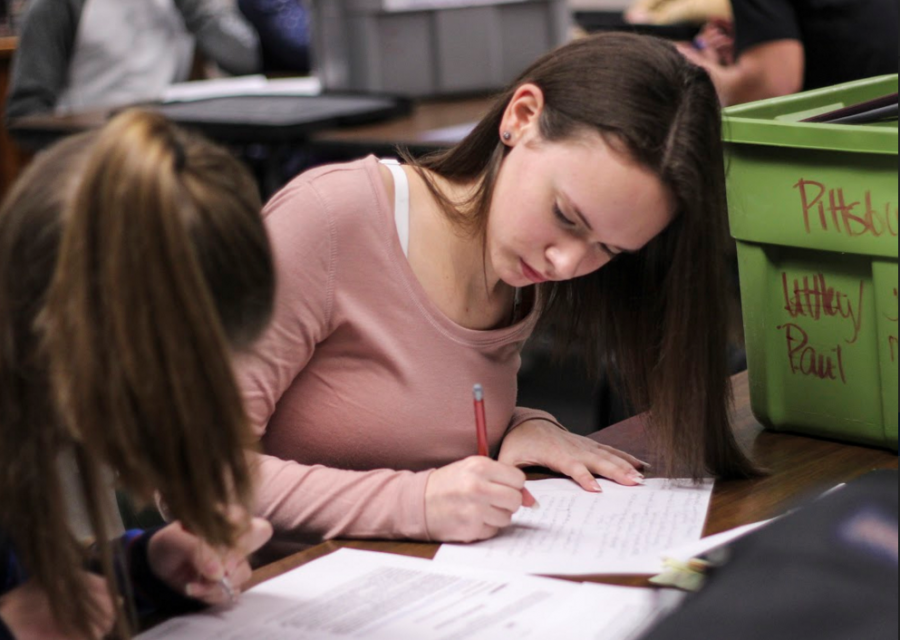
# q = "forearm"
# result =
<box><xmin>253</xmin><ymin>453</ymin><xmax>434</xmax><ymax>543</ymax></box>
<box><xmin>710</xmin><ymin>40</ymin><xmax>805</xmax><ymax>106</ymax></box>
<box><xmin>174</xmin><ymin>0</ymin><xmax>262</xmax><ymax>75</ymax></box>
<box><xmin>5</xmin><ymin>0</ymin><xmax>83</xmax><ymax>121</ymax></box>
<box><xmin>654</xmin><ymin>0</ymin><xmax>732</xmax><ymax>23</ymax></box>
<box><xmin>508</xmin><ymin>407</ymin><xmax>567</xmax><ymax>434</ymax></box>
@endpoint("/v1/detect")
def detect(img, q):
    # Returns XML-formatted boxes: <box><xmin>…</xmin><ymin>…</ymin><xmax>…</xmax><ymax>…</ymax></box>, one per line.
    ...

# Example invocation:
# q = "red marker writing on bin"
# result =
<box><xmin>473</xmin><ymin>384</ymin><xmax>539</xmax><ymax>509</ymax></box>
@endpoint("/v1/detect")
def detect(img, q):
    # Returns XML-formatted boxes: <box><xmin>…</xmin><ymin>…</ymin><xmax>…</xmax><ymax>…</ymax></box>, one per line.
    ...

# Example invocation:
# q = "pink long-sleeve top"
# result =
<box><xmin>237</xmin><ymin>157</ymin><xmax>563</xmax><ymax>550</ymax></box>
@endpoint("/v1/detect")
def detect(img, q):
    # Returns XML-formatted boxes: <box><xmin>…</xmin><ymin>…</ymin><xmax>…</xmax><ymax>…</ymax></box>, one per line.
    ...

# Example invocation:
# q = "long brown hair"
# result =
<box><xmin>0</xmin><ymin>110</ymin><xmax>275</xmax><ymax>637</ymax></box>
<box><xmin>408</xmin><ymin>33</ymin><xmax>759</xmax><ymax>480</ymax></box>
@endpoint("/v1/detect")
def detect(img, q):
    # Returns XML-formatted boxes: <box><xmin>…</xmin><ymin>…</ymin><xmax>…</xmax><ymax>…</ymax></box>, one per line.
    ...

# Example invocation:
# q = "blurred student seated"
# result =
<box><xmin>625</xmin><ymin>0</ymin><xmax>732</xmax><ymax>26</ymax></box>
<box><xmin>6</xmin><ymin>0</ymin><xmax>263</xmax><ymax>120</ymax></box>
<box><xmin>238</xmin><ymin>0</ymin><xmax>311</xmax><ymax>74</ymax></box>
<box><xmin>680</xmin><ymin>0</ymin><xmax>899</xmax><ymax>107</ymax></box>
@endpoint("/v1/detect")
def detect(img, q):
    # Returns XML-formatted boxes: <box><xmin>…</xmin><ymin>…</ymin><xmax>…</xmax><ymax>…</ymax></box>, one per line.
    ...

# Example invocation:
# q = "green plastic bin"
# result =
<box><xmin>723</xmin><ymin>75</ymin><xmax>899</xmax><ymax>451</ymax></box>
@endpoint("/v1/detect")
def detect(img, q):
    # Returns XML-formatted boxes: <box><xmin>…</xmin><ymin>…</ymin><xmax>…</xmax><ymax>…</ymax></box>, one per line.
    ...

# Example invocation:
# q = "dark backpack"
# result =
<box><xmin>641</xmin><ymin>471</ymin><xmax>899</xmax><ymax>640</ymax></box>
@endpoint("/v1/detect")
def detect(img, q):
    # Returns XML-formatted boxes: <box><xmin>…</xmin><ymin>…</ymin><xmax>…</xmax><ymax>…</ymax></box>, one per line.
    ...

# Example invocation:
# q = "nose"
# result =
<box><xmin>546</xmin><ymin>241</ymin><xmax>609</xmax><ymax>281</ymax></box>
<box><xmin>546</xmin><ymin>241</ymin><xmax>590</xmax><ymax>281</ymax></box>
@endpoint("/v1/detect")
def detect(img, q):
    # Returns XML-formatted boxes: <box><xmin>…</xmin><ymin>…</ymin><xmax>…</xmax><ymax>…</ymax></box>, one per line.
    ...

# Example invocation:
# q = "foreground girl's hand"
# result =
<box><xmin>425</xmin><ymin>456</ymin><xmax>533</xmax><ymax>543</ymax></box>
<box><xmin>147</xmin><ymin>517</ymin><xmax>273</xmax><ymax>606</ymax></box>
<box><xmin>0</xmin><ymin>574</ymin><xmax>115</xmax><ymax>640</ymax></box>
<box><xmin>499</xmin><ymin>420</ymin><xmax>648</xmax><ymax>492</ymax></box>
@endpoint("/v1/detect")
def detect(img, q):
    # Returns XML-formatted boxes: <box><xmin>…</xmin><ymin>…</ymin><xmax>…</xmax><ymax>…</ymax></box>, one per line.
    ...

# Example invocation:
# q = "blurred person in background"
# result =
<box><xmin>0</xmin><ymin>0</ymin><xmax>8</xmax><ymax>36</ymax></box>
<box><xmin>626</xmin><ymin>0</ymin><xmax>732</xmax><ymax>25</ymax></box>
<box><xmin>238</xmin><ymin>0</ymin><xmax>311</xmax><ymax>74</ymax></box>
<box><xmin>680</xmin><ymin>0</ymin><xmax>899</xmax><ymax>106</ymax></box>
<box><xmin>5</xmin><ymin>0</ymin><xmax>262</xmax><ymax>120</ymax></box>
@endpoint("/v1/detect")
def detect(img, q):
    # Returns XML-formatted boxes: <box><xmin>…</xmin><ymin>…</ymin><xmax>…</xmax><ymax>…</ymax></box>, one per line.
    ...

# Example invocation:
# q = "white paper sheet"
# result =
<box><xmin>661</xmin><ymin>520</ymin><xmax>774</xmax><ymax>564</ymax></box>
<box><xmin>137</xmin><ymin>549</ymin><xmax>665</xmax><ymax>640</ymax></box>
<box><xmin>433</xmin><ymin>478</ymin><xmax>715</xmax><ymax>576</ymax></box>
<box><xmin>162</xmin><ymin>76</ymin><xmax>321</xmax><ymax>103</ymax></box>
<box><xmin>419</xmin><ymin>122</ymin><xmax>477</xmax><ymax>143</ymax></box>
<box><xmin>656</xmin><ymin>483</ymin><xmax>845</xmax><ymax>565</ymax></box>
<box><xmin>383</xmin><ymin>0</ymin><xmax>524</xmax><ymax>11</ymax></box>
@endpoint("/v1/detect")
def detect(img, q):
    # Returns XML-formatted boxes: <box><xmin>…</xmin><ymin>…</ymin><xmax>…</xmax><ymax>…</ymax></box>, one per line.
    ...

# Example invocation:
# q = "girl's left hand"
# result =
<box><xmin>498</xmin><ymin>420</ymin><xmax>648</xmax><ymax>492</ymax></box>
<box><xmin>147</xmin><ymin>518</ymin><xmax>273</xmax><ymax>606</ymax></box>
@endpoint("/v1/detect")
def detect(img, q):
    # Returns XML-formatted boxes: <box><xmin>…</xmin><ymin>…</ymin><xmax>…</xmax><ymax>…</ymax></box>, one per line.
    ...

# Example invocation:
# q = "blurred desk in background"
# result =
<box><xmin>7</xmin><ymin>107</ymin><xmax>108</xmax><ymax>151</ymax></box>
<box><xmin>0</xmin><ymin>36</ymin><xmax>30</xmax><ymax>203</ymax></box>
<box><xmin>8</xmin><ymin>93</ymin><xmax>412</xmax><ymax>151</ymax></box>
<box><xmin>309</xmin><ymin>96</ymin><xmax>494</xmax><ymax>157</ymax></box>
<box><xmin>8</xmin><ymin>95</ymin><xmax>496</xmax><ymax>198</ymax></box>
<box><xmin>7</xmin><ymin>92</ymin><xmax>413</xmax><ymax>196</ymax></box>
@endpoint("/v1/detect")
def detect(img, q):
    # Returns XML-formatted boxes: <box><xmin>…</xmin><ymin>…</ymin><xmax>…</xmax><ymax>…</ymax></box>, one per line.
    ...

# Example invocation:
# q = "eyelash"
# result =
<box><xmin>553</xmin><ymin>204</ymin><xmax>576</xmax><ymax>227</ymax></box>
<box><xmin>599</xmin><ymin>244</ymin><xmax>617</xmax><ymax>260</ymax></box>
<box><xmin>554</xmin><ymin>203</ymin><xmax>622</xmax><ymax>261</ymax></box>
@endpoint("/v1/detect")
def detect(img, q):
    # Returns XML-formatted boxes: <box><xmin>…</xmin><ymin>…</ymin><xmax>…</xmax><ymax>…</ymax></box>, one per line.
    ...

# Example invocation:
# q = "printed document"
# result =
<box><xmin>138</xmin><ymin>549</ymin><xmax>667</xmax><ymax>640</ymax></box>
<box><xmin>434</xmin><ymin>478</ymin><xmax>715</xmax><ymax>575</ymax></box>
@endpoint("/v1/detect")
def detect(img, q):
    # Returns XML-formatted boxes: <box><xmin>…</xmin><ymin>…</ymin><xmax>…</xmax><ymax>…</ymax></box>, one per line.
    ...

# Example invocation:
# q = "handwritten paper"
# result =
<box><xmin>434</xmin><ymin>478</ymin><xmax>715</xmax><ymax>575</ymax></box>
<box><xmin>137</xmin><ymin>549</ymin><xmax>668</xmax><ymax>640</ymax></box>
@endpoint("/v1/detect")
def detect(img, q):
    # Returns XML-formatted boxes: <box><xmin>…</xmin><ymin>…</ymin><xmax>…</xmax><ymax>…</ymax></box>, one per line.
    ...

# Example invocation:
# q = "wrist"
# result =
<box><xmin>506</xmin><ymin>418</ymin><xmax>563</xmax><ymax>437</ymax></box>
<box><xmin>0</xmin><ymin>619</ymin><xmax>13</xmax><ymax>640</ymax></box>
<box><xmin>129</xmin><ymin>530</ymin><xmax>204</xmax><ymax>616</ymax></box>
<box><xmin>0</xmin><ymin>602</ymin><xmax>18</xmax><ymax>640</ymax></box>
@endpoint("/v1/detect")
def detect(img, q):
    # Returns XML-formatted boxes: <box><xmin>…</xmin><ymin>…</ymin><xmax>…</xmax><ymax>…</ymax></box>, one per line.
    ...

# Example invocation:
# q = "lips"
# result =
<box><xmin>521</xmin><ymin>260</ymin><xmax>548</xmax><ymax>284</ymax></box>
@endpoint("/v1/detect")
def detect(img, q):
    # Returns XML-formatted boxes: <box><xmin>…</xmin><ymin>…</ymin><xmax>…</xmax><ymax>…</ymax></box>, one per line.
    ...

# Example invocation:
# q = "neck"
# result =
<box><xmin>425</xmin><ymin>171</ymin><xmax>509</xmax><ymax>302</ymax></box>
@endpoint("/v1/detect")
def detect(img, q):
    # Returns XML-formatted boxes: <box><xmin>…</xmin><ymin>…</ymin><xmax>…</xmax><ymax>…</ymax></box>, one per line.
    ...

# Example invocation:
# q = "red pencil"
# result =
<box><xmin>473</xmin><ymin>384</ymin><xmax>538</xmax><ymax>509</ymax></box>
<box><xmin>473</xmin><ymin>384</ymin><xmax>490</xmax><ymax>457</ymax></box>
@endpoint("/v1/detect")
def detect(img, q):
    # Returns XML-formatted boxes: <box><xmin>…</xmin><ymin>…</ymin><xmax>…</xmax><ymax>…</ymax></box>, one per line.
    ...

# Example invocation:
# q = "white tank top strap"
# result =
<box><xmin>379</xmin><ymin>158</ymin><xmax>411</xmax><ymax>258</ymax></box>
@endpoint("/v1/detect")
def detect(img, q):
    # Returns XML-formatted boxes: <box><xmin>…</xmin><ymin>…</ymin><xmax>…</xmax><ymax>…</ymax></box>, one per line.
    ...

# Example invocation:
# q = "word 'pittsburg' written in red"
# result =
<box><xmin>782</xmin><ymin>273</ymin><xmax>865</xmax><ymax>344</ymax></box>
<box><xmin>795</xmin><ymin>179</ymin><xmax>899</xmax><ymax>237</ymax></box>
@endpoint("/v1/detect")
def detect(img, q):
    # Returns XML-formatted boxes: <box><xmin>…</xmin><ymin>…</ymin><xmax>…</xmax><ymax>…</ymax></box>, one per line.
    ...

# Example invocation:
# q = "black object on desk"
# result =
<box><xmin>573</xmin><ymin>11</ymin><xmax>702</xmax><ymax>42</ymax></box>
<box><xmin>802</xmin><ymin>92</ymin><xmax>899</xmax><ymax>125</ymax></box>
<box><xmin>151</xmin><ymin>93</ymin><xmax>411</xmax><ymax>144</ymax></box>
<box><xmin>642</xmin><ymin>471</ymin><xmax>900</xmax><ymax>640</ymax></box>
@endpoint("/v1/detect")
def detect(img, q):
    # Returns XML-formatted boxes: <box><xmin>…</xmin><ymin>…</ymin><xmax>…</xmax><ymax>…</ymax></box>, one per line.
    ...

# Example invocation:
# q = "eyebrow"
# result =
<box><xmin>565</xmin><ymin>196</ymin><xmax>638</xmax><ymax>255</ymax></box>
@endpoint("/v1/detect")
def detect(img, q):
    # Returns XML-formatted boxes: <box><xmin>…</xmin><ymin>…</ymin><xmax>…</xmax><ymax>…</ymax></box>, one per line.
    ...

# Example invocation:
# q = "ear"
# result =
<box><xmin>499</xmin><ymin>83</ymin><xmax>545</xmax><ymax>146</ymax></box>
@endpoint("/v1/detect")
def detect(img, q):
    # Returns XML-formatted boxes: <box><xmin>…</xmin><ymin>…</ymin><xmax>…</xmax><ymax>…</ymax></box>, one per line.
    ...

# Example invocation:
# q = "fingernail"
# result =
<box><xmin>590</xmin><ymin>481</ymin><xmax>603</xmax><ymax>493</ymax></box>
<box><xmin>206</xmin><ymin>562</ymin><xmax>225</xmax><ymax>581</ymax></box>
<box><xmin>522</xmin><ymin>488</ymin><xmax>540</xmax><ymax>509</ymax></box>
<box><xmin>640</xmin><ymin>461</ymin><xmax>653</xmax><ymax>470</ymax></box>
<box><xmin>629</xmin><ymin>473</ymin><xmax>646</xmax><ymax>485</ymax></box>
<box><xmin>185</xmin><ymin>583</ymin><xmax>197</xmax><ymax>598</ymax></box>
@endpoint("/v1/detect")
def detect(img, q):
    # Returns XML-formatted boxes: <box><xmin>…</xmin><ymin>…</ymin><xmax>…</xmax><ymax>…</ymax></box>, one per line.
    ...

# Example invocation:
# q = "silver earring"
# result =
<box><xmin>502</xmin><ymin>131</ymin><xmax>512</xmax><ymax>142</ymax></box>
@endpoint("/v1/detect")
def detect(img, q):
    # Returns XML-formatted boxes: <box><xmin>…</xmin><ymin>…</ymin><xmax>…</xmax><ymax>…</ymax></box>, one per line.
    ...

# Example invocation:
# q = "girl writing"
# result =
<box><xmin>238</xmin><ymin>33</ymin><xmax>758</xmax><ymax>553</ymax></box>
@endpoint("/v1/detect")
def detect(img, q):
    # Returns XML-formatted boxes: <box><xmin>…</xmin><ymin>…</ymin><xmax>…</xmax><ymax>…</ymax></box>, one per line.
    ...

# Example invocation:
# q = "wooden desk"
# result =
<box><xmin>309</xmin><ymin>96</ymin><xmax>495</xmax><ymax>156</ymax></box>
<box><xmin>0</xmin><ymin>36</ymin><xmax>30</xmax><ymax>202</ymax></box>
<box><xmin>8</xmin><ymin>94</ymin><xmax>485</xmax><ymax>156</ymax></box>
<box><xmin>8</xmin><ymin>108</ymin><xmax>109</xmax><ymax>151</ymax></box>
<box><xmin>248</xmin><ymin>371</ymin><xmax>898</xmax><ymax>590</ymax></box>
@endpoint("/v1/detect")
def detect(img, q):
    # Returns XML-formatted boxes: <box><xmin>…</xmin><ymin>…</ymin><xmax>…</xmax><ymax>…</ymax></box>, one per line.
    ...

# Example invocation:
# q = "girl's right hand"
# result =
<box><xmin>424</xmin><ymin>456</ymin><xmax>528</xmax><ymax>543</ymax></box>
<box><xmin>0</xmin><ymin>573</ymin><xmax>115</xmax><ymax>640</ymax></box>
